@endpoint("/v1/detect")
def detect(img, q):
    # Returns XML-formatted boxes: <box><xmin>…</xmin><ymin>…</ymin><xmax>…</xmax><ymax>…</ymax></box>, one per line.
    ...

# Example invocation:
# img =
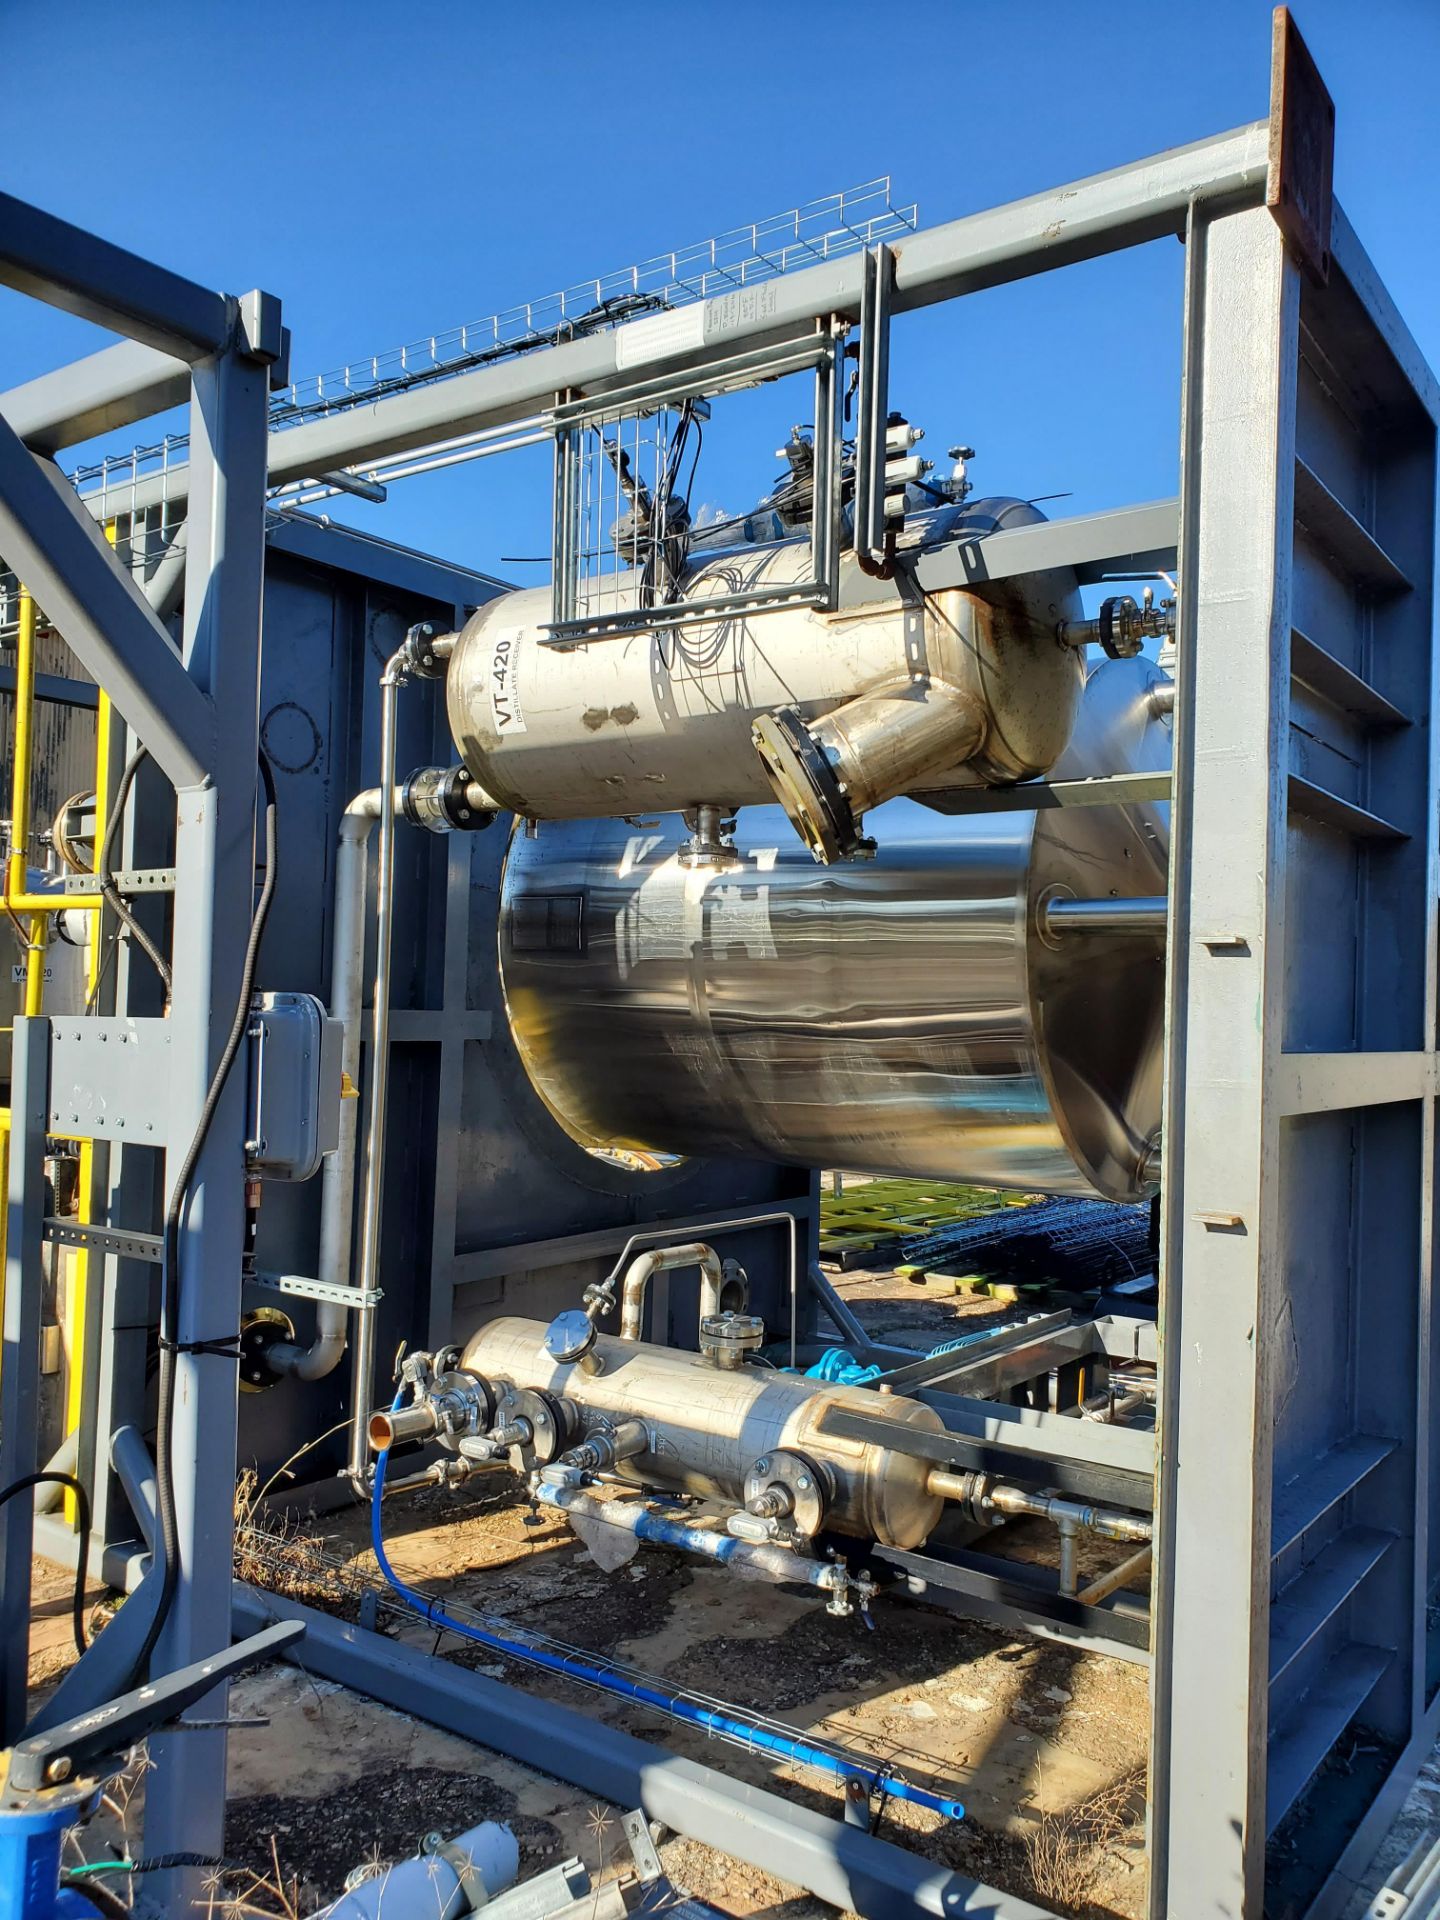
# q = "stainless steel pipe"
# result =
<box><xmin>346</xmin><ymin>649</ymin><xmax>408</xmax><ymax>1490</ymax></box>
<box><xmin>1043</xmin><ymin>895</ymin><xmax>1168</xmax><ymax>936</ymax></box>
<box><xmin>270</xmin><ymin>787</ymin><xmax>384</xmax><ymax>1383</ymax></box>
<box><xmin>368</xmin><ymin>1401</ymin><xmax>440</xmax><ymax>1450</ymax></box>
<box><xmin>619</xmin><ymin>1243</ymin><xmax>725</xmax><ymax>1342</ymax></box>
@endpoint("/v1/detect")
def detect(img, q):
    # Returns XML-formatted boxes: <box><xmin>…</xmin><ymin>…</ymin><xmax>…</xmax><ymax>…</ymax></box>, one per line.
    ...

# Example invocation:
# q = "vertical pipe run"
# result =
<box><xmin>65</xmin><ymin>683</ymin><xmax>111</xmax><ymax>1476</ymax></box>
<box><xmin>269</xmin><ymin>788</ymin><xmax>384</xmax><ymax>1383</ymax></box>
<box><xmin>11</xmin><ymin>590</ymin><xmax>46</xmax><ymax>1019</ymax></box>
<box><xmin>8</xmin><ymin>591</ymin><xmax>36</xmax><ymax>909</ymax></box>
<box><xmin>347</xmin><ymin>656</ymin><xmax>408</xmax><ymax>1488</ymax></box>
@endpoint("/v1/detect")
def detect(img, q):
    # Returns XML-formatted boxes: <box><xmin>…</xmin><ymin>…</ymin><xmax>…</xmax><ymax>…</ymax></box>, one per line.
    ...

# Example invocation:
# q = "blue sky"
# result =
<box><xmin>3</xmin><ymin>0</ymin><xmax>1437</xmax><ymax>583</ymax></box>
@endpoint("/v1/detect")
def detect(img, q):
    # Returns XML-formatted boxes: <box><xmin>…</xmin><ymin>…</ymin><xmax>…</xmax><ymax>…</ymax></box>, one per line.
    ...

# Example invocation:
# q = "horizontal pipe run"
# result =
<box><xmin>370</xmin><ymin>1438</ymin><xmax>962</xmax><ymax>1825</ymax></box>
<box><xmin>4</xmin><ymin>892</ymin><xmax>103</xmax><ymax>913</ymax></box>
<box><xmin>368</xmin><ymin>1402</ymin><xmax>440</xmax><ymax>1450</ymax></box>
<box><xmin>927</xmin><ymin>1470</ymin><xmax>1153</xmax><ymax>1547</ymax></box>
<box><xmin>540</xmin><ymin>1484</ymin><xmax>843</xmax><ymax>1594</ymax></box>
<box><xmin>989</xmin><ymin>1485</ymin><xmax>1153</xmax><ymax>1545</ymax></box>
<box><xmin>1044</xmin><ymin>895</ymin><xmax>1167</xmax><ymax>935</ymax></box>
<box><xmin>83</xmin><ymin>123</ymin><xmax>1270</xmax><ymax>523</ymax></box>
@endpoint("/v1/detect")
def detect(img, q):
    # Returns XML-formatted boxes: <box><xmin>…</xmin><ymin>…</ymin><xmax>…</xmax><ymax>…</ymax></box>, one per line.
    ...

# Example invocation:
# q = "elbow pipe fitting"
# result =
<box><xmin>752</xmin><ymin>681</ymin><xmax>986</xmax><ymax>865</ymax></box>
<box><xmin>619</xmin><ymin>1242</ymin><xmax>725</xmax><ymax>1343</ymax></box>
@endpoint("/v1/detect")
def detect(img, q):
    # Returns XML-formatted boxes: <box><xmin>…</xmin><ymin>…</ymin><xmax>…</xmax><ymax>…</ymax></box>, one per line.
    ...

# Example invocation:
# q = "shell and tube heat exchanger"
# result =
<box><xmin>370</xmin><ymin>1297</ymin><xmax>1154</xmax><ymax>1620</ymax></box>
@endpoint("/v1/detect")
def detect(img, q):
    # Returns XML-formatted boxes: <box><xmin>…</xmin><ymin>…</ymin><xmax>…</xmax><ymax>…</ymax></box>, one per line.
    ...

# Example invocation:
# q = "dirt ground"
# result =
<box><xmin>31</xmin><ymin>1261</ymin><xmax>1152</xmax><ymax>1919</ymax></box>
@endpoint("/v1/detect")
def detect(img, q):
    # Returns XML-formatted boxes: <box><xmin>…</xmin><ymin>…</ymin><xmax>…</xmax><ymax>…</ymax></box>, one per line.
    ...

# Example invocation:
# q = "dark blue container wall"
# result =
<box><xmin>238</xmin><ymin>531</ymin><xmax>810</xmax><ymax>1487</ymax></box>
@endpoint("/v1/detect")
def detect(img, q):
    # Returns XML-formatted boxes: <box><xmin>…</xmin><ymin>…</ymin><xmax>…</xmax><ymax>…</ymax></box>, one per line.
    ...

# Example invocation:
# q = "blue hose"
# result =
<box><xmin>806</xmin><ymin>1326</ymin><xmax>1002</xmax><ymax>1388</ymax></box>
<box><xmin>370</xmin><ymin>1396</ymin><xmax>963</xmax><ymax>1822</ymax></box>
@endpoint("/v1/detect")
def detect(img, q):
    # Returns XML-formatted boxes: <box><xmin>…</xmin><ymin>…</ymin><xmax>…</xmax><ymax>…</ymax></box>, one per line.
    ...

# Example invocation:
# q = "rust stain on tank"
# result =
<box><xmin>581</xmin><ymin>707</ymin><xmax>610</xmax><ymax>731</ymax></box>
<box><xmin>610</xmin><ymin>703</ymin><xmax>639</xmax><ymax>726</ymax></box>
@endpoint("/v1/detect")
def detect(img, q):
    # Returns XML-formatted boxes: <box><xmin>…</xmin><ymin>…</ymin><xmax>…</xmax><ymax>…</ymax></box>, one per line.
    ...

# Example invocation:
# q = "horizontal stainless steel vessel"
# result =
<box><xmin>445</xmin><ymin>501</ymin><xmax>1085</xmax><ymax>846</ymax></box>
<box><xmin>500</xmin><ymin>657</ymin><xmax>1170</xmax><ymax>1202</ymax></box>
<box><xmin>462</xmin><ymin>1317</ymin><xmax>946</xmax><ymax>1549</ymax></box>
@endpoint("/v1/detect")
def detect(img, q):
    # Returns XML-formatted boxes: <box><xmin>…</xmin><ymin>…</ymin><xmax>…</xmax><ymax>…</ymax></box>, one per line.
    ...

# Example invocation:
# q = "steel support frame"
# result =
<box><xmin>0</xmin><ymin>200</ymin><xmax>277</xmax><ymax>1912</ymax></box>
<box><xmin>233</xmin><ymin>1583</ymin><xmax>1053</xmax><ymax>1920</ymax></box>
<box><xmin>264</xmin><ymin>95</ymin><xmax>1429</xmax><ymax>1920</ymax></box>
<box><xmin>138</xmin><ymin>329</ymin><xmax>272</xmax><ymax>1905</ymax></box>
<box><xmin>1148</xmin><ymin>199</ymin><xmax>1302</xmax><ymax>1920</ymax></box>
<box><xmin>3</xmin><ymin>79</ymin><xmax>1431</xmax><ymax>1920</ymax></box>
<box><xmin>1149</xmin><ymin>174</ymin><xmax>1440</xmax><ymax>1920</ymax></box>
<box><xmin>208</xmin><ymin>103</ymin><xmax>1363</xmax><ymax>1920</ymax></box>
<box><xmin>74</xmin><ymin>120</ymin><xmax>1273</xmax><ymax>523</ymax></box>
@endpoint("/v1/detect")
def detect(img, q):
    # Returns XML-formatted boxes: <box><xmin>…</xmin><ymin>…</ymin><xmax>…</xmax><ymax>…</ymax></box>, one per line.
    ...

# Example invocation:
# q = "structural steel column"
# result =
<box><xmin>139</xmin><ymin>312</ymin><xmax>274</xmax><ymax>1901</ymax></box>
<box><xmin>1148</xmin><ymin>202</ymin><xmax>1299</xmax><ymax>1919</ymax></box>
<box><xmin>0</xmin><ymin>1017</ymin><xmax>52</xmax><ymax>1740</ymax></box>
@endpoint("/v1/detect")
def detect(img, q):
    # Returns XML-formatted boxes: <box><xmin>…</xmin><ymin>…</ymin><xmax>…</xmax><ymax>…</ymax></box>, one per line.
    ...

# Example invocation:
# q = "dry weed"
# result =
<box><xmin>233</xmin><ymin>1470</ymin><xmax>367</xmax><ymax>1620</ymax></box>
<box><xmin>1025</xmin><ymin>1767</ymin><xmax>1144</xmax><ymax>1916</ymax></box>
<box><xmin>199</xmin><ymin>1834</ymin><xmax>303</xmax><ymax>1919</ymax></box>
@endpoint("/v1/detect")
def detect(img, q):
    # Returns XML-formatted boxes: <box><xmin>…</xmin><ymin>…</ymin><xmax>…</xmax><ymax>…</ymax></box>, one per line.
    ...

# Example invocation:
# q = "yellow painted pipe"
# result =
<box><xmin>0</xmin><ymin>566</ymin><xmax>117</xmax><ymax>1505</ymax></box>
<box><xmin>22</xmin><ymin>912</ymin><xmax>46</xmax><ymax>1017</ymax></box>
<box><xmin>6</xmin><ymin>590</ymin><xmax>36</xmax><ymax>911</ymax></box>
<box><xmin>66</xmin><ymin>682</ymin><xmax>111</xmax><ymax>1457</ymax></box>
<box><xmin>6</xmin><ymin>891</ymin><xmax>102</xmax><ymax>913</ymax></box>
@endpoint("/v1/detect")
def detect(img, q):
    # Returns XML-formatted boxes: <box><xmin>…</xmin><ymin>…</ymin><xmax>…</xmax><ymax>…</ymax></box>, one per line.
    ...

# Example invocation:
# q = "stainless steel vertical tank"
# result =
<box><xmin>498</xmin><ymin>656</ymin><xmax>1170</xmax><ymax>1203</ymax></box>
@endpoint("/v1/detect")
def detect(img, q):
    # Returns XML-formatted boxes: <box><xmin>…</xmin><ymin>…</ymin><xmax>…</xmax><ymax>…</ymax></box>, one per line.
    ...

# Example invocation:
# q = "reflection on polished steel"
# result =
<box><xmin>500</xmin><ymin>657</ymin><xmax>1171</xmax><ymax>1203</ymax></box>
<box><xmin>461</xmin><ymin>1317</ymin><xmax>946</xmax><ymax>1549</ymax></box>
<box><xmin>445</xmin><ymin>499</ymin><xmax>1086</xmax><ymax>840</ymax></box>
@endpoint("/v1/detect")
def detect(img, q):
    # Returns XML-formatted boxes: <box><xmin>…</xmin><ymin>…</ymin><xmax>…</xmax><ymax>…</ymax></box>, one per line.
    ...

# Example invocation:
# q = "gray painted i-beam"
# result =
<box><xmin>0</xmin><ymin>1020</ymin><xmax>52</xmax><ymax>1745</ymax></box>
<box><xmin>1147</xmin><ymin>199</ymin><xmax>1300</xmax><ymax>1920</ymax></box>
<box><xmin>0</xmin><ymin>189</ymin><xmax>234</xmax><ymax>363</ymax></box>
<box><xmin>140</xmin><ymin>325</ymin><xmax>275</xmax><ymax>1905</ymax></box>
<box><xmin>232</xmin><ymin>1584</ymin><xmax>1053</xmax><ymax>1920</ymax></box>
<box><xmin>834</xmin><ymin>500</ymin><xmax>1179</xmax><ymax>613</ymax></box>
<box><xmin>0</xmin><ymin>406</ymin><xmax>213</xmax><ymax>787</ymax></box>
<box><xmin>0</xmin><ymin>340</ymin><xmax>190</xmax><ymax>455</ymax></box>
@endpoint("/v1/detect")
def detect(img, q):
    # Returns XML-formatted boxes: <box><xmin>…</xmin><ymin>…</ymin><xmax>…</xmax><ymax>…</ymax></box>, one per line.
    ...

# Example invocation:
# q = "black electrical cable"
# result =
<box><xmin>0</xmin><ymin>1471</ymin><xmax>91</xmax><ymax>1655</ymax></box>
<box><xmin>87</xmin><ymin>747</ymin><xmax>172</xmax><ymax>1010</ymax></box>
<box><xmin>128</xmin><ymin>753</ymin><xmax>278</xmax><ymax>1689</ymax></box>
